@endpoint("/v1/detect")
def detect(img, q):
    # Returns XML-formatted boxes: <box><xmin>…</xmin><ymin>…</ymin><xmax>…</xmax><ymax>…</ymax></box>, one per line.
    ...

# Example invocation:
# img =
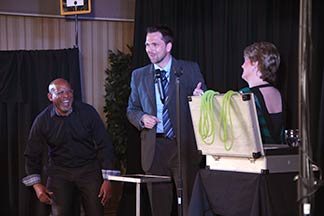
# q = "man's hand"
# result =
<box><xmin>193</xmin><ymin>82</ymin><xmax>204</xmax><ymax>96</ymax></box>
<box><xmin>98</xmin><ymin>180</ymin><xmax>112</xmax><ymax>206</ymax></box>
<box><xmin>141</xmin><ymin>114</ymin><xmax>160</xmax><ymax>129</ymax></box>
<box><xmin>33</xmin><ymin>183</ymin><xmax>53</xmax><ymax>205</ymax></box>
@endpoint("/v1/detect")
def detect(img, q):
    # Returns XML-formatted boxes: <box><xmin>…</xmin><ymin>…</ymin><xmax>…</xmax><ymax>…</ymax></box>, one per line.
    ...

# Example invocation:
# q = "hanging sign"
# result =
<box><xmin>60</xmin><ymin>0</ymin><xmax>91</xmax><ymax>15</ymax></box>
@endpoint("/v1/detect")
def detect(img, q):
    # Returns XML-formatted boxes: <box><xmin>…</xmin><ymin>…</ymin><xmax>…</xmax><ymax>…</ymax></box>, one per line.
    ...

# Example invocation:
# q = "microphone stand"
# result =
<box><xmin>174</xmin><ymin>67</ymin><xmax>183</xmax><ymax>216</ymax></box>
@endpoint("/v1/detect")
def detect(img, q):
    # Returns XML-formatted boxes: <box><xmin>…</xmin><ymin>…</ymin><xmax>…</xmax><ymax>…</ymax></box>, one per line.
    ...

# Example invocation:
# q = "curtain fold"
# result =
<box><xmin>126</xmin><ymin>0</ymin><xmax>324</xmax><ymax>215</ymax></box>
<box><xmin>132</xmin><ymin>0</ymin><xmax>300</xmax><ymax>127</ymax></box>
<box><xmin>0</xmin><ymin>48</ymin><xmax>81</xmax><ymax>216</ymax></box>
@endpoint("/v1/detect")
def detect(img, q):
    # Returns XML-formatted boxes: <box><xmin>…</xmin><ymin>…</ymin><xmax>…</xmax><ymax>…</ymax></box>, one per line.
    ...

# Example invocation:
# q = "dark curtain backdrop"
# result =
<box><xmin>0</xmin><ymin>48</ymin><xmax>81</xmax><ymax>216</ymax></box>
<box><xmin>120</xmin><ymin>0</ymin><xmax>324</xmax><ymax>215</ymax></box>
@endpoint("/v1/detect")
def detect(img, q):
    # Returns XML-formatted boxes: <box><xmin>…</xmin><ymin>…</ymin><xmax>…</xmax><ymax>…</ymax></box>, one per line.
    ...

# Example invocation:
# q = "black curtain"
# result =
<box><xmin>0</xmin><ymin>48</ymin><xmax>81</xmax><ymax>216</ymax></box>
<box><xmin>121</xmin><ymin>0</ymin><xmax>324</xmax><ymax>215</ymax></box>
<box><xmin>132</xmin><ymin>0</ymin><xmax>300</xmax><ymax>128</ymax></box>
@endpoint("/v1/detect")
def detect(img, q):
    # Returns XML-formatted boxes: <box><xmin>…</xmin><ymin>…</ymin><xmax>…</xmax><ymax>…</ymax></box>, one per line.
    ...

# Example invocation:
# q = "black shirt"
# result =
<box><xmin>24</xmin><ymin>101</ymin><xmax>116</xmax><ymax>175</ymax></box>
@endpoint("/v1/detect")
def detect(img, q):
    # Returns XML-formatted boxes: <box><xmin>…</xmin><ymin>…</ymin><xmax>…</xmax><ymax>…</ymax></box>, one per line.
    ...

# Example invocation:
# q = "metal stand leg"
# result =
<box><xmin>136</xmin><ymin>183</ymin><xmax>140</xmax><ymax>216</ymax></box>
<box><xmin>108</xmin><ymin>174</ymin><xmax>170</xmax><ymax>216</ymax></box>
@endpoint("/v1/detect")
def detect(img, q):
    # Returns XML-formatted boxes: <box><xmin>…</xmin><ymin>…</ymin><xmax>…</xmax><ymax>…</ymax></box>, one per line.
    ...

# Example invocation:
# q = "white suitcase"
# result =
<box><xmin>188</xmin><ymin>92</ymin><xmax>299</xmax><ymax>173</ymax></box>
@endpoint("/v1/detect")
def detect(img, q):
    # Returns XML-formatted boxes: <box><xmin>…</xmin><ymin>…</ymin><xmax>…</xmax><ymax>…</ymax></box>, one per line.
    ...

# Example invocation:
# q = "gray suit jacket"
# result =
<box><xmin>127</xmin><ymin>57</ymin><xmax>206</xmax><ymax>171</ymax></box>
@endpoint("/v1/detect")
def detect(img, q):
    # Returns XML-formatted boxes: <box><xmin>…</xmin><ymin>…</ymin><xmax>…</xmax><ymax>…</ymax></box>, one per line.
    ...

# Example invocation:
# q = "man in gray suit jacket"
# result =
<box><xmin>127</xmin><ymin>25</ymin><xmax>206</xmax><ymax>216</ymax></box>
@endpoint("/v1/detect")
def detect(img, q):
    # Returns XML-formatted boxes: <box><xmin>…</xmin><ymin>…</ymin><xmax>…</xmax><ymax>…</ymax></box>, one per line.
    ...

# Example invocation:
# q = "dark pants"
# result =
<box><xmin>46</xmin><ymin>161</ymin><xmax>104</xmax><ymax>216</ymax></box>
<box><xmin>146</xmin><ymin>137</ymin><xmax>179</xmax><ymax>216</ymax></box>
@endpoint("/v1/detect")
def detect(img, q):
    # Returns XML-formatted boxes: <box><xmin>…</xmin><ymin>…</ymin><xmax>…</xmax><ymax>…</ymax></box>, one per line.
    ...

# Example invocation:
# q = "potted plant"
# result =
<box><xmin>103</xmin><ymin>46</ymin><xmax>133</xmax><ymax>215</ymax></box>
<box><xmin>104</xmin><ymin>45</ymin><xmax>133</xmax><ymax>173</ymax></box>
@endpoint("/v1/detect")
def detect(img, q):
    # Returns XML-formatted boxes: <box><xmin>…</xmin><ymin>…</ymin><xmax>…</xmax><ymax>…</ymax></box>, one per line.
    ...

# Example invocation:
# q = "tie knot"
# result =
<box><xmin>161</xmin><ymin>70</ymin><xmax>167</xmax><ymax>80</ymax></box>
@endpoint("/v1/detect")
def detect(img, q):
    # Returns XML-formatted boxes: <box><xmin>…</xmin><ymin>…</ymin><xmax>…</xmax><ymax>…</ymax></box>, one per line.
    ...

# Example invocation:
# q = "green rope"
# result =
<box><xmin>219</xmin><ymin>90</ymin><xmax>238</xmax><ymax>151</ymax></box>
<box><xmin>198</xmin><ymin>90</ymin><xmax>219</xmax><ymax>144</ymax></box>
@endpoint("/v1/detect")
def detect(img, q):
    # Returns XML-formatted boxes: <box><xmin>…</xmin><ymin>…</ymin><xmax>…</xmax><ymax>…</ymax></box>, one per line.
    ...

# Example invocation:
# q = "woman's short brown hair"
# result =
<box><xmin>244</xmin><ymin>42</ymin><xmax>280</xmax><ymax>84</ymax></box>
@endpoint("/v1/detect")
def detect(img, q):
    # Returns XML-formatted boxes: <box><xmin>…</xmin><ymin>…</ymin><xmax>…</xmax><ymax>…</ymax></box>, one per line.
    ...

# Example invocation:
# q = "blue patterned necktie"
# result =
<box><xmin>161</xmin><ymin>70</ymin><xmax>175</xmax><ymax>138</ymax></box>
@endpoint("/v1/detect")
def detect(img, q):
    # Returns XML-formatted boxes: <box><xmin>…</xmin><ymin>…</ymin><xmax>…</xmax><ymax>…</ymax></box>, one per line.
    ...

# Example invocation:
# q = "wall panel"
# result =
<box><xmin>0</xmin><ymin>14</ymin><xmax>134</xmax><ymax>121</ymax></box>
<box><xmin>0</xmin><ymin>16</ymin><xmax>8</xmax><ymax>49</ymax></box>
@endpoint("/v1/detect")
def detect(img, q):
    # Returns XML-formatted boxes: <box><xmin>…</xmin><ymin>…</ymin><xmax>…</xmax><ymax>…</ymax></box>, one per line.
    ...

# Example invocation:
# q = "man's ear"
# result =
<box><xmin>47</xmin><ymin>92</ymin><xmax>54</xmax><ymax>101</ymax></box>
<box><xmin>166</xmin><ymin>42</ymin><xmax>172</xmax><ymax>52</ymax></box>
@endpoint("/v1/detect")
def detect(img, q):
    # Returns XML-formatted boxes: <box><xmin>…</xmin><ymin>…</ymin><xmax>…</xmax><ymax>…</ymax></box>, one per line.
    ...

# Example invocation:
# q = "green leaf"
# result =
<box><xmin>104</xmin><ymin>45</ymin><xmax>133</xmax><ymax>171</ymax></box>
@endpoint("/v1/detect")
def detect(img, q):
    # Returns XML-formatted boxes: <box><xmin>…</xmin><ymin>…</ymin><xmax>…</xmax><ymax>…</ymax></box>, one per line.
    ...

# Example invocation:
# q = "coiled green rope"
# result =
<box><xmin>198</xmin><ymin>90</ymin><xmax>219</xmax><ymax>144</ymax></box>
<box><xmin>198</xmin><ymin>90</ymin><xmax>238</xmax><ymax>151</ymax></box>
<box><xmin>219</xmin><ymin>90</ymin><xmax>238</xmax><ymax>151</ymax></box>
